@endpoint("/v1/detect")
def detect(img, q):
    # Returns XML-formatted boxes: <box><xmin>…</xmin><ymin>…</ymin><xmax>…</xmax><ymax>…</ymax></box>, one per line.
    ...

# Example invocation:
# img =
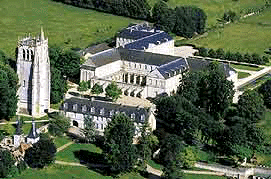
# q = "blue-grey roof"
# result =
<box><xmin>117</xmin><ymin>24</ymin><xmax>156</xmax><ymax>40</ymax></box>
<box><xmin>123</xmin><ymin>32</ymin><xmax>173</xmax><ymax>50</ymax></box>
<box><xmin>186</xmin><ymin>57</ymin><xmax>234</xmax><ymax>77</ymax></box>
<box><xmin>158</xmin><ymin>58</ymin><xmax>189</xmax><ymax>79</ymax></box>
<box><xmin>118</xmin><ymin>30</ymin><xmax>155</xmax><ymax>40</ymax></box>
<box><xmin>63</xmin><ymin>97</ymin><xmax>149</xmax><ymax>123</ymax></box>
<box><xmin>118</xmin><ymin>48</ymin><xmax>180</xmax><ymax>66</ymax></box>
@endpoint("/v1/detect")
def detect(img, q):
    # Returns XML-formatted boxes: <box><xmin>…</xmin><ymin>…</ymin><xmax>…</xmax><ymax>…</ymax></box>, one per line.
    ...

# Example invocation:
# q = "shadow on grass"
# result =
<box><xmin>73</xmin><ymin>150</ymin><xmax>111</xmax><ymax>176</ymax></box>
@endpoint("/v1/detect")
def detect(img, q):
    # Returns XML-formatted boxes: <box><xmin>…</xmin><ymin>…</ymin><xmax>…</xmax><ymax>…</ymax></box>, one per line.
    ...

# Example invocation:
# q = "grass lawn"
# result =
<box><xmin>0</xmin><ymin>0</ymin><xmax>139</xmax><ymax>57</ymax></box>
<box><xmin>238</xmin><ymin>72</ymin><xmax>251</xmax><ymax>79</ymax></box>
<box><xmin>184</xmin><ymin>9</ymin><xmax>271</xmax><ymax>55</ymax></box>
<box><xmin>56</xmin><ymin>143</ymin><xmax>102</xmax><ymax>162</ymax></box>
<box><xmin>148</xmin><ymin>0</ymin><xmax>265</xmax><ymax>26</ymax></box>
<box><xmin>148</xmin><ymin>159</ymin><xmax>162</xmax><ymax>170</ymax></box>
<box><xmin>53</xmin><ymin>135</ymin><xmax>72</xmax><ymax>148</ymax></box>
<box><xmin>13</xmin><ymin>164</ymin><xmax>144</xmax><ymax>179</ymax></box>
<box><xmin>231</xmin><ymin>64</ymin><xmax>264</xmax><ymax>71</ymax></box>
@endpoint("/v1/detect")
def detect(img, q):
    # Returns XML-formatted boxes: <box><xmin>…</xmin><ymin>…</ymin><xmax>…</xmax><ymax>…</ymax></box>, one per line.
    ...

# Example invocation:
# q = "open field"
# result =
<box><xmin>148</xmin><ymin>0</ymin><xmax>265</xmax><ymax>26</ymax></box>
<box><xmin>183</xmin><ymin>9</ymin><xmax>271</xmax><ymax>55</ymax></box>
<box><xmin>0</xmin><ymin>0</ymin><xmax>139</xmax><ymax>57</ymax></box>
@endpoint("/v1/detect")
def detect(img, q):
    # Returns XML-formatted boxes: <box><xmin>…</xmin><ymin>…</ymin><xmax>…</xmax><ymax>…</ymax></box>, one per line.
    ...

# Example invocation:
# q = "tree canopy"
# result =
<box><xmin>91</xmin><ymin>82</ymin><xmax>103</xmax><ymax>95</ymax></box>
<box><xmin>48</xmin><ymin>114</ymin><xmax>71</xmax><ymax>136</ymax></box>
<box><xmin>104</xmin><ymin>113</ymin><xmax>137</xmax><ymax>174</ymax></box>
<box><xmin>105</xmin><ymin>81</ymin><xmax>122</xmax><ymax>101</ymax></box>
<box><xmin>24</xmin><ymin>134</ymin><xmax>56</xmax><ymax>168</ymax></box>
<box><xmin>0</xmin><ymin>63</ymin><xmax>18</xmax><ymax>119</ymax></box>
<box><xmin>258</xmin><ymin>79</ymin><xmax>271</xmax><ymax>109</ymax></box>
<box><xmin>0</xmin><ymin>149</ymin><xmax>17</xmax><ymax>178</ymax></box>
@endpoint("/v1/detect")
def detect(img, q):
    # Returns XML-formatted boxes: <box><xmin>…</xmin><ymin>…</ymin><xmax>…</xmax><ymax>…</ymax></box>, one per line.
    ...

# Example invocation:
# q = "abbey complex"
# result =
<box><xmin>14</xmin><ymin>24</ymin><xmax>238</xmax><ymax>134</ymax></box>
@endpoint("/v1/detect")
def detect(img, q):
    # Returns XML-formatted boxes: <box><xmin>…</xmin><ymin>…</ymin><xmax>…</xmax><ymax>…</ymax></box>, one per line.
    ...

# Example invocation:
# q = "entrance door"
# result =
<box><xmin>73</xmin><ymin>120</ymin><xmax>79</xmax><ymax>127</ymax></box>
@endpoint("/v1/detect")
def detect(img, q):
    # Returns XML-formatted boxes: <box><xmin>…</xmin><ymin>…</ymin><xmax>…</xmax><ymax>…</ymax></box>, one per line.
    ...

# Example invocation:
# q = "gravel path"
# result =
<box><xmin>56</xmin><ymin>141</ymin><xmax>74</xmax><ymax>152</ymax></box>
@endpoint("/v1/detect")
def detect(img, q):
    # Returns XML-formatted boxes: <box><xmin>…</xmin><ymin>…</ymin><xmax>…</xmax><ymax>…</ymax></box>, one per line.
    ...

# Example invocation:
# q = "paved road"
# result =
<box><xmin>0</xmin><ymin>120</ymin><xmax>49</xmax><ymax>125</ymax></box>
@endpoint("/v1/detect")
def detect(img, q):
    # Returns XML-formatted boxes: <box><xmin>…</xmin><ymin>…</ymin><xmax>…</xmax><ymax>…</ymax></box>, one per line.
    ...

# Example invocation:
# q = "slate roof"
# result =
<box><xmin>117</xmin><ymin>24</ymin><xmax>156</xmax><ymax>40</ymax></box>
<box><xmin>83</xmin><ymin>48</ymin><xmax>121</xmax><ymax>68</ymax></box>
<box><xmin>118</xmin><ymin>30</ymin><xmax>155</xmax><ymax>40</ymax></box>
<box><xmin>63</xmin><ymin>97</ymin><xmax>149</xmax><ymax>123</ymax></box>
<box><xmin>83</xmin><ymin>43</ymin><xmax>111</xmax><ymax>55</ymax></box>
<box><xmin>157</xmin><ymin>58</ymin><xmax>189</xmax><ymax>79</ymax></box>
<box><xmin>123</xmin><ymin>32</ymin><xmax>173</xmax><ymax>50</ymax></box>
<box><xmin>186</xmin><ymin>57</ymin><xmax>235</xmax><ymax>77</ymax></box>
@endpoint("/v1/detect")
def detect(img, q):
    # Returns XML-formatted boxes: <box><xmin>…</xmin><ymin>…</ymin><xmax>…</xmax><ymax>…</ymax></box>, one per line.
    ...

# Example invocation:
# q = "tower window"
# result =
<box><xmin>23</xmin><ymin>50</ymin><xmax>26</xmax><ymax>60</ymax></box>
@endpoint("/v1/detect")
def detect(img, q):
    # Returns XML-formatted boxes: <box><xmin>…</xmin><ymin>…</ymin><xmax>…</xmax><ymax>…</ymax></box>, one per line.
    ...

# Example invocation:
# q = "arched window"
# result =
<box><xmin>31</xmin><ymin>50</ymin><xmax>34</xmax><ymax>61</ymax></box>
<box><xmin>23</xmin><ymin>49</ymin><xmax>26</xmax><ymax>60</ymax></box>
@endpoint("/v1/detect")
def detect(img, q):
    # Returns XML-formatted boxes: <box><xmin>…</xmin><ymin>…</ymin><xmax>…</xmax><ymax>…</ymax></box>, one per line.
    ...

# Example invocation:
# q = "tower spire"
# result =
<box><xmin>41</xmin><ymin>26</ymin><xmax>44</xmax><ymax>41</ymax></box>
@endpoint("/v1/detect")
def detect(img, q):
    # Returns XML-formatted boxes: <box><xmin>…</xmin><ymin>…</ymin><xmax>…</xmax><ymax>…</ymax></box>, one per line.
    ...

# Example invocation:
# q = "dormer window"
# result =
<box><xmin>91</xmin><ymin>107</ymin><xmax>95</xmax><ymax>114</ymax></box>
<box><xmin>82</xmin><ymin>105</ymin><xmax>87</xmax><ymax>113</ymax></box>
<box><xmin>73</xmin><ymin>104</ymin><xmax>77</xmax><ymax>111</ymax></box>
<box><xmin>131</xmin><ymin>113</ymin><xmax>135</xmax><ymax>119</ymax></box>
<box><xmin>64</xmin><ymin>103</ymin><xmax>68</xmax><ymax>110</ymax></box>
<box><xmin>140</xmin><ymin>114</ymin><xmax>145</xmax><ymax>122</ymax></box>
<box><xmin>109</xmin><ymin>110</ymin><xmax>114</xmax><ymax>117</ymax></box>
<box><xmin>100</xmin><ymin>108</ymin><xmax>105</xmax><ymax>116</ymax></box>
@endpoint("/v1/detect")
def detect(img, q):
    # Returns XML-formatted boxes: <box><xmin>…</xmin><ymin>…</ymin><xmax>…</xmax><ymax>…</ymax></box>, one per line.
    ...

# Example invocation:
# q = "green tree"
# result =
<box><xmin>104</xmin><ymin>113</ymin><xmax>137</xmax><ymax>174</ymax></box>
<box><xmin>174</xmin><ymin>6</ymin><xmax>207</xmax><ymax>38</ymax></box>
<box><xmin>50</xmin><ymin>67</ymin><xmax>67</xmax><ymax>104</ymax></box>
<box><xmin>82</xmin><ymin>115</ymin><xmax>96</xmax><ymax>143</ymax></box>
<box><xmin>0</xmin><ymin>149</ymin><xmax>17</xmax><ymax>178</ymax></box>
<box><xmin>178</xmin><ymin>146</ymin><xmax>198</xmax><ymax>169</ymax></box>
<box><xmin>258</xmin><ymin>79</ymin><xmax>271</xmax><ymax>109</ymax></box>
<box><xmin>152</xmin><ymin>0</ymin><xmax>176</xmax><ymax>32</ymax></box>
<box><xmin>48</xmin><ymin>114</ymin><xmax>71</xmax><ymax>136</ymax></box>
<box><xmin>91</xmin><ymin>82</ymin><xmax>104</xmax><ymax>95</ymax></box>
<box><xmin>0</xmin><ymin>63</ymin><xmax>18</xmax><ymax>119</ymax></box>
<box><xmin>105</xmin><ymin>81</ymin><xmax>122</xmax><ymax>101</ymax></box>
<box><xmin>137</xmin><ymin>121</ymin><xmax>157</xmax><ymax>171</ymax></box>
<box><xmin>238</xmin><ymin>90</ymin><xmax>265</xmax><ymax>122</ymax></box>
<box><xmin>160</xmin><ymin>134</ymin><xmax>184</xmax><ymax>179</ymax></box>
<box><xmin>78</xmin><ymin>80</ymin><xmax>89</xmax><ymax>92</ymax></box>
<box><xmin>24</xmin><ymin>135</ymin><xmax>56</xmax><ymax>168</ymax></box>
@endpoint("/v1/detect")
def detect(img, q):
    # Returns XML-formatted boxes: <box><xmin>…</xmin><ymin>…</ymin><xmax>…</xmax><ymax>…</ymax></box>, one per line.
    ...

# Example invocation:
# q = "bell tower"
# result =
<box><xmin>17</xmin><ymin>28</ymin><xmax>50</xmax><ymax>117</ymax></box>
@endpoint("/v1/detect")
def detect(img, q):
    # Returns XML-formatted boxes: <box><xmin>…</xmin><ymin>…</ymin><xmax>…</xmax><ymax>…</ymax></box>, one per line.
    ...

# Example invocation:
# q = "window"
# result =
<box><xmin>82</xmin><ymin>105</ymin><xmax>87</xmax><ymax>113</ymax></box>
<box><xmin>23</xmin><ymin>49</ymin><xmax>26</xmax><ymax>60</ymax></box>
<box><xmin>64</xmin><ymin>103</ymin><xmax>68</xmax><ymax>110</ymax></box>
<box><xmin>96</xmin><ymin>123</ymin><xmax>99</xmax><ymax>129</ymax></box>
<box><xmin>140</xmin><ymin>114</ymin><xmax>145</xmax><ymax>122</ymax></box>
<box><xmin>131</xmin><ymin>113</ymin><xmax>135</xmax><ymax>119</ymax></box>
<box><xmin>109</xmin><ymin>110</ymin><xmax>114</xmax><ymax>117</ymax></box>
<box><xmin>23</xmin><ymin>80</ymin><xmax>25</xmax><ymax>87</ymax></box>
<box><xmin>100</xmin><ymin>108</ymin><xmax>105</xmax><ymax>116</ymax></box>
<box><xmin>91</xmin><ymin>107</ymin><xmax>95</xmax><ymax>114</ymax></box>
<box><xmin>73</xmin><ymin>104</ymin><xmax>77</xmax><ymax>111</ymax></box>
<box><xmin>101</xmin><ymin>124</ymin><xmax>103</xmax><ymax>130</ymax></box>
<box><xmin>145</xmin><ymin>65</ymin><xmax>147</xmax><ymax>70</ymax></box>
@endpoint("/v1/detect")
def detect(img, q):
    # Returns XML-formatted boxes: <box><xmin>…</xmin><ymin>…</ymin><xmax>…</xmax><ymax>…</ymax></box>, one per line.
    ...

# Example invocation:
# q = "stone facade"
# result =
<box><xmin>16</xmin><ymin>28</ymin><xmax>50</xmax><ymax>117</ymax></box>
<box><xmin>63</xmin><ymin>97</ymin><xmax>156</xmax><ymax>136</ymax></box>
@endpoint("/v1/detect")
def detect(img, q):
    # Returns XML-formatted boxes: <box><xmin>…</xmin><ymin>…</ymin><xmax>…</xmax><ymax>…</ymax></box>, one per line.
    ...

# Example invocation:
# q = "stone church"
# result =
<box><xmin>16</xmin><ymin>28</ymin><xmax>50</xmax><ymax>117</ymax></box>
